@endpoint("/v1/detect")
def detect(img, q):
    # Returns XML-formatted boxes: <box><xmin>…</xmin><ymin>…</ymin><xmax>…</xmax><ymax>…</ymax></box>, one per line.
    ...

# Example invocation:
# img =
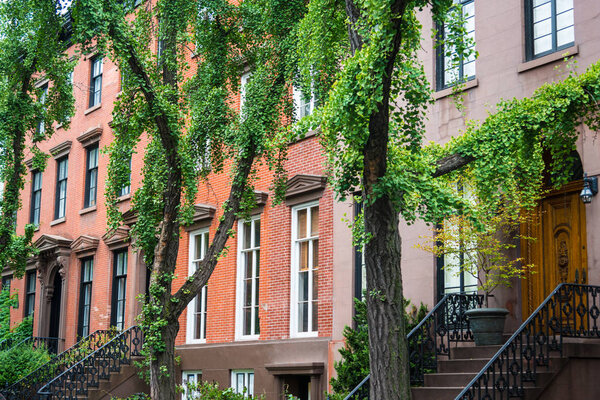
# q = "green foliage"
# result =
<box><xmin>0</xmin><ymin>342</ymin><xmax>50</xmax><ymax>387</ymax></box>
<box><xmin>180</xmin><ymin>381</ymin><xmax>265</xmax><ymax>399</ymax></box>
<box><xmin>330</xmin><ymin>298</ymin><xmax>429</xmax><ymax>396</ymax></box>
<box><xmin>0</xmin><ymin>0</ymin><xmax>75</xmax><ymax>276</ymax></box>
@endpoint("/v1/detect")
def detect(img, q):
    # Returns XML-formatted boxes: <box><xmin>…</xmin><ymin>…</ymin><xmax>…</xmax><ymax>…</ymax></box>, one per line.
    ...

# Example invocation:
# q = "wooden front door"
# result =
<box><xmin>521</xmin><ymin>181</ymin><xmax>588</xmax><ymax>319</ymax></box>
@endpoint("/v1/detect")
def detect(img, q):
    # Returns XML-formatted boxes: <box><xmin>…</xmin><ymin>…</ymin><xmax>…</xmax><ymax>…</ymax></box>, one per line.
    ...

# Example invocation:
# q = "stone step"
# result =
<box><xmin>450</xmin><ymin>345</ymin><xmax>502</xmax><ymax>360</ymax></box>
<box><xmin>424</xmin><ymin>372</ymin><xmax>477</xmax><ymax>387</ymax></box>
<box><xmin>411</xmin><ymin>386</ymin><xmax>462</xmax><ymax>400</ymax></box>
<box><xmin>437</xmin><ymin>358</ymin><xmax>490</xmax><ymax>373</ymax></box>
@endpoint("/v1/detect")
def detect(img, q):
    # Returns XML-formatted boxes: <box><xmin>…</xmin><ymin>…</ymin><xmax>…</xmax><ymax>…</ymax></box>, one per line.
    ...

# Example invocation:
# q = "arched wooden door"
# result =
<box><xmin>521</xmin><ymin>181</ymin><xmax>588</xmax><ymax>318</ymax></box>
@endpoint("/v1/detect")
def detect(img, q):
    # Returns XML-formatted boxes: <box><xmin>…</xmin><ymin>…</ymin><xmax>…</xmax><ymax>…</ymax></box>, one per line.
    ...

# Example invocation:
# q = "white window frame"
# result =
<box><xmin>240</xmin><ymin>71</ymin><xmax>252</xmax><ymax>115</ymax></box>
<box><xmin>235</xmin><ymin>216</ymin><xmax>261</xmax><ymax>340</ymax></box>
<box><xmin>290</xmin><ymin>201</ymin><xmax>319</xmax><ymax>338</ymax></box>
<box><xmin>293</xmin><ymin>85</ymin><xmax>316</xmax><ymax>121</ymax></box>
<box><xmin>186</xmin><ymin>228</ymin><xmax>209</xmax><ymax>344</ymax></box>
<box><xmin>231</xmin><ymin>369</ymin><xmax>254</xmax><ymax>398</ymax></box>
<box><xmin>182</xmin><ymin>370</ymin><xmax>202</xmax><ymax>399</ymax></box>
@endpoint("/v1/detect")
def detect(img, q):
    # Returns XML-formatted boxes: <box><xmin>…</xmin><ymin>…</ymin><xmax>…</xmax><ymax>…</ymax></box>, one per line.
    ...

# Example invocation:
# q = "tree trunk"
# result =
<box><xmin>149</xmin><ymin>320</ymin><xmax>179</xmax><ymax>400</ymax></box>
<box><xmin>364</xmin><ymin>195</ymin><xmax>411</xmax><ymax>399</ymax></box>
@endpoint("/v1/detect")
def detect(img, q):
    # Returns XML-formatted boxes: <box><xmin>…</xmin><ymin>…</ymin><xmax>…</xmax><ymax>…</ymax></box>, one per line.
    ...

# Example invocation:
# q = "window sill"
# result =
<box><xmin>84</xmin><ymin>103</ymin><xmax>102</xmax><ymax>115</ymax></box>
<box><xmin>79</xmin><ymin>205</ymin><xmax>97</xmax><ymax>215</ymax></box>
<box><xmin>290</xmin><ymin>331</ymin><xmax>319</xmax><ymax>339</ymax></box>
<box><xmin>235</xmin><ymin>334</ymin><xmax>260</xmax><ymax>342</ymax></box>
<box><xmin>117</xmin><ymin>193</ymin><xmax>131</xmax><ymax>203</ymax></box>
<box><xmin>518</xmin><ymin>45</ymin><xmax>579</xmax><ymax>73</ymax></box>
<box><xmin>50</xmin><ymin>217</ymin><xmax>66</xmax><ymax>226</ymax></box>
<box><xmin>185</xmin><ymin>338</ymin><xmax>207</xmax><ymax>345</ymax></box>
<box><xmin>433</xmin><ymin>78</ymin><xmax>479</xmax><ymax>100</ymax></box>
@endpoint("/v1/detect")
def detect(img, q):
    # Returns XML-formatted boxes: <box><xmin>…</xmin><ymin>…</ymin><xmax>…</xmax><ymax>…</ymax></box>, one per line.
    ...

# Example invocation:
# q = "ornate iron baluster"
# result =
<box><xmin>345</xmin><ymin>293</ymin><xmax>483</xmax><ymax>399</ymax></box>
<box><xmin>37</xmin><ymin>326</ymin><xmax>144</xmax><ymax>399</ymax></box>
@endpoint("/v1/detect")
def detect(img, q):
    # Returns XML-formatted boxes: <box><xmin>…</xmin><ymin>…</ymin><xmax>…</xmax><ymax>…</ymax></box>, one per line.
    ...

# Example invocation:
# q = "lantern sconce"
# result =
<box><xmin>580</xmin><ymin>173</ymin><xmax>598</xmax><ymax>204</ymax></box>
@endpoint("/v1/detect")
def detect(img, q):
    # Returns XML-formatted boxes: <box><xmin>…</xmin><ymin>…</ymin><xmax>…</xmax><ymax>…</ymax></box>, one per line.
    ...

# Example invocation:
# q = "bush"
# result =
<box><xmin>329</xmin><ymin>297</ymin><xmax>429</xmax><ymax>397</ymax></box>
<box><xmin>0</xmin><ymin>342</ymin><xmax>51</xmax><ymax>386</ymax></box>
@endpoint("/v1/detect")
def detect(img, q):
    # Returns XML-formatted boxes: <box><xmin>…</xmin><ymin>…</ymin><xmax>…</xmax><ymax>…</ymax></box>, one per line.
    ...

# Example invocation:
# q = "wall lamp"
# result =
<box><xmin>580</xmin><ymin>173</ymin><xmax>598</xmax><ymax>204</ymax></box>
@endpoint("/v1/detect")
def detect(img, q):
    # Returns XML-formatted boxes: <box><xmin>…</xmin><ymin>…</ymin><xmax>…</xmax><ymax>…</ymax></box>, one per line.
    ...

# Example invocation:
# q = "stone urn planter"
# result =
<box><xmin>466</xmin><ymin>308</ymin><xmax>509</xmax><ymax>346</ymax></box>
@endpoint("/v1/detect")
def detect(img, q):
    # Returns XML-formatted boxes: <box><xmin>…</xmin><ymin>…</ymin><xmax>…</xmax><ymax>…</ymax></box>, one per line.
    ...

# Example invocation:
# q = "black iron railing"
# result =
<box><xmin>344</xmin><ymin>293</ymin><xmax>484</xmax><ymax>399</ymax></box>
<box><xmin>38</xmin><ymin>326</ymin><xmax>144</xmax><ymax>399</ymax></box>
<box><xmin>1</xmin><ymin>329</ymin><xmax>114</xmax><ymax>400</ymax></box>
<box><xmin>0</xmin><ymin>336</ymin><xmax>61</xmax><ymax>354</ymax></box>
<box><xmin>456</xmin><ymin>283</ymin><xmax>600</xmax><ymax>400</ymax></box>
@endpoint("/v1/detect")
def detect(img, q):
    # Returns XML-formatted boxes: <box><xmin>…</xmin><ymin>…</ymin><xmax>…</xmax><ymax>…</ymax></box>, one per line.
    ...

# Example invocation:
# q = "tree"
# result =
<box><xmin>296</xmin><ymin>1</ymin><xmax>600</xmax><ymax>398</ymax></box>
<box><xmin>0</xmin><ymin>0</ymin><xmax>74</xmax><ymax>278</ymax></box>
<box><xmin>70</xmin><ymin>0</ymin><xmax>305</xmax><ymax>398</ymax></box>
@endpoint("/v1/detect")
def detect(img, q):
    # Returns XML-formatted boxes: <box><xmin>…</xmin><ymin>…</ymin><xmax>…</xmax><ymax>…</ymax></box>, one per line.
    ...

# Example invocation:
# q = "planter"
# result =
<box><xmin>466</xmin><ymin>308</ymin><xmax>509</xmax><ymax>346</ymax></box>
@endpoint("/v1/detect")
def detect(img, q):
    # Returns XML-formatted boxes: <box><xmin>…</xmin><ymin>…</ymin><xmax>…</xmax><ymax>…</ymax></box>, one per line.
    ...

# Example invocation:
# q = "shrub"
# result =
<box><xmin>0</xmin><ymin>342</ymin><xmax>51</xmax><ymax>386</ymax></box>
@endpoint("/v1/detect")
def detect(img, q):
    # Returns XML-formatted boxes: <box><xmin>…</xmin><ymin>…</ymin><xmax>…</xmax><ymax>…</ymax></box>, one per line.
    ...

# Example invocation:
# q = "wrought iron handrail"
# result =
<box><xmin>38</xmin><ymin>325</ymin><xmax>144</xmax><ymax>399</ymax></box>
<box><xmin>0</xmin><ymin>336</ymin><xmax>61</xmax><ymax>354</ymax></box>
<box><xmin>344</xmin><ymin>292</ymin><xmax>484</xmax><ymax>399</ymax></box>
<box><xmin>456</xmin><ymin>283</ymin><xmax>600</xmax><ymax>399</ymax></box>
<box><xmin>1</xmin><ymin>329</ymin><xmax>114</xmax><ymax>400</ymax></box>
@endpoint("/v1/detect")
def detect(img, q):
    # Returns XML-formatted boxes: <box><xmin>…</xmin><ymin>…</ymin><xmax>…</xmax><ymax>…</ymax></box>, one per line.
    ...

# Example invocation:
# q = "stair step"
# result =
<box><xmin>450</xmin><ymin>345</ymin><xmax>502</xmax><ymax>359</ymax></box>
<box><xmin>438</xmin><ymin>358</ymin><xmax>490</xmax><ymax>373</ymax></box>
<box><xmin>411</xmin><ymin>386</ymin><xmax>462</xmax><ymax>400</ymax></box>
<box><xmin>424</xmin><ymin>372</ymin><xmax>477</xmax><ymax>387</ymax></box>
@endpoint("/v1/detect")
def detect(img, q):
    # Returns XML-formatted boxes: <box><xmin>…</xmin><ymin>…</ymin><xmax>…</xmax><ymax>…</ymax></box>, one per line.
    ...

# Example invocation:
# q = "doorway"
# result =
<box><xmin>48</xmin><ymin>271</ymin><xmax>63</xmax><ymax>339</ymax></box>
<box><xmin>521</xmin><ymin>180</ymin><xmax>588</xmax><ymax>318</ymax></box>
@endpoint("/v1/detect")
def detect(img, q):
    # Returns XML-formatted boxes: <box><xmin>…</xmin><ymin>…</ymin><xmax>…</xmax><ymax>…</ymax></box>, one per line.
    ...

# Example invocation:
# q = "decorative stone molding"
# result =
<box><xmin>25</xmin><ymin>158</ymin><xmax>34</xmax><ymax>170</ymax></box>
<box><xmin>254</xmin><ymin>191</ymin><xmax>268</xmax><ymax>206</ymax></box>
<box><xmin>70</xmin><ymin>235</ymin><xmax>100</xmax><ymax>258</ymax></box>
<box><xmin>183</xmin><ymin>204</ymin><xmax>216</xmax><ymax>232</ymax></box>
<box><xmin>102</xmin><ymin>226</ymin><xmax>130</xmax><ymax>250</ymax></box>
<box><xmin>49</xmin><ymin>141</ymin><xmax>72</xmax><ymax>159</ymax></box>
<box><xmin>122</xmin><ymin>209</ymin><xmax>138</xmax><ymax>226</ymax></box>
<box><xmin>77</xmin><ymin>125</ymin><xmax>103</xmax><ymax>147</ymax></box>
<box><xmin>285</xmin><ymin>174</ymin><xmax>327</xmax><ymax>206</ymax></box>
<box><xmin>34</xmin><ymin>234</ymin><xmax>72</xmax><ymax>256</ymax></box>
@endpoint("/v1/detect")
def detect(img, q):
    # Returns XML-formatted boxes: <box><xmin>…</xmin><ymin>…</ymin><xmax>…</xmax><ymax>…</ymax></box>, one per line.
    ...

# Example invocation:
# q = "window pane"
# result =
<box><xmin>244</xmin><ymin>279</ymin><xmax>252</xmax><ymax>306</ymax></box>
<box><xmin>463</xmin><ymin>61</ymin><xmax>476</xmax><ymax>79</ymax></box>
<box><xmin>299</xmin><ymin>271</ymin><xmax>308</xmax><ymax>301</ymax></box>
<box><xmin>533</xmin><ymin>18</ymin><xmax>552</xmax><ymax>39</ymax></box>
<box><xmin>462</xmin><ymin>2</ymin><xmax>474</xmax><ymax>18</ymax></box>
<box><xmin>194</xmin><ymin>234</ymin><xmax>203</xmax><ymax>261</ymax></box>
<box><xmin>556</xmin><ymin>10</ymin><xmax>573</xmax><ymax>31</ymax></box>
<box><xmin>245</xmin><ymin>252</ymin><xmax>253</xmax><ymax>278</ymax></box>
<box><xmin>312</xmin><ymin>240</ymin><xmax>319</xmax><ymax>268</ymax></box>
<box><xmin>556</xmin><ymin>0</ymin><xmax>572</xmax><ymax>13</ymax></box>
<box><xmin>533</xmin><ymin>0</ymin><xmax>550</xmax><ymax>6</ymax></box>
<box><xmin>255</xmin><ymin>250</ymin><xmax>260</xmax><ymax>276</ymax></box>
<box><xmin>310</xmin><ymin>207</ymin><xmax>319</xmax><ymax>236</ymax></box>
<box><xmin>299</xmin><ymin>242</ymin><xmax>309</xmax><ymax>270</ymax></box>
<box><xmin>298</xmin><ymin>302</ymin><xmax>308</xmax><ymax>332</ymax></box>
<box><xmin>254</xmin><ymin>220</ymin><xmax>260</xmax><ymax>247</ymax></box>
<box><xmin>312</xmin><ymin>300</ymin><xmax>318</xmax><ymax>331</ymax></box>
<box><xmin>312</xmin><ymin>269</ymin><xmax>318</xmax><ymax>301</ymax></box>
<box><xmin>243</xmin><ymin>222</ymin><xmax>251</xmax><ymax>249</ymax></box>
<box><xmin>254</xmin><ymin>305</ymin><xmax>260</xmax><ymax>334</ymax></box>
<box><xmin>557</xmin><ymin>27</ymin><xmax>574</xmax><ymax>47</ymax></box>
<box><xmin>297</xmin><ymin>209</ymin><xmax>307</xmax><ymax>238</ymax></box>
<box><xmin>533</xmin><ymin>3</ymin><xmax>551</xmax><ymax>22</ymax></box>
<box><xmin>244</xmin><ymin>308</ymin><xmax>251</xmax><ymax>335</ymax></box>
<box><xmin>534</xmin><ymin>35</ymin><xmax>552</xmax><ymax>55</ymax></box>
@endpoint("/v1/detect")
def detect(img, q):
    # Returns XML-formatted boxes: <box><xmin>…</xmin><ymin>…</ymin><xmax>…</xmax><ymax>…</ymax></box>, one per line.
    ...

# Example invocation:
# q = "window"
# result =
<box><xmin>2</xmin><ymin>275</ymin><xmax>12</xmax><ymax>293</ymax></box>
<box><xmin>78</xmin><ymin>258</ymin><xmax>94</xmax><ymax>338</ymax></box>
<box><xmin>526</xmin><ymin>0</ymin><xmax>574</xmax><ymax>60</ymax></box>
<box><xmin>30</xmin><ymin>171</ymin><xmax>42</xmax><ymax>226</ymax></box>
<box><xmin>436</xmin><ymin>0</ymin><xmax>476</xmax><ymax>90</ymax></box>
<box><xmin>84</xmin><ymin>145</ymin><xmax>99</xmax><ymax>208</ymax></box>
<box><xmin>293</xmin><ymin>86</ymin><xmax>316</xmax><ymax>120</ymax></box>
<box><xmin>186</xmin><ymin>229</ymin><xmax>209</xmax><ymax>343</ymax></box>
<box><xmin>231</xmin><ymin>370</ymin><xmax>254</xmax><ymax>398</ymax></box>
<box><xmin>37</xmin><ymin>84</ymin><xmax>48</xmax><ymax>134</ymax></box>
<box><xmin>240</xmin><ymin>72</ymin><xmax>252</xmax><ymax>114</ymax></box>
<box><xmin>182</xmin><ymin>371</ymin><xmax>202</xmax><ymax>399</ymax></box>
<box><xmin>54</xmin><ymin>157</ymin><xmax>68</xmax><ymax>220</ymax></box>
<box><xmin>89</xmin><ymin>57</ymin><xmax>103</xmax><ymax>107</ymax></box>
<box><xmin>120</xmin><ymin>158</ymin><xmax>132</xmax><ymax>197</ymax></box>
<box><xmin>236</xmin><ymin>217</ymin><xmax>260</xmax><ymax>339</ymax></box>
<box><xmin>291</xmin><ymin>203</ymin><xmax>319</xmax><ymax>336</ymax></box>
<box><xmin>110</xmin><ymin>250</ymin><xmax>128</xmax><ymax>330</ymax></box>
<box><xmin>353</xmin><ymin>201</ymin><xmax>366</xmax><ymax>301</ymax></box>
<box><xmin>25</xmin><ymin>271</ymin><xmax>36</xmax><ymax>318</ymax></box>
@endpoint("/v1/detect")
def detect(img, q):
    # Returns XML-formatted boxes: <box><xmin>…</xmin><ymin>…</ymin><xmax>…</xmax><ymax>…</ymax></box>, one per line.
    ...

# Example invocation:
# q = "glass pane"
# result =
<box><xmin>463</xmin><ymin>61</ymin><xmax>476</xmax><ymax>79</ymax></box>
<box><xmin>299</xmin><ymin>271</ymin><xmax>308</xmax><ymax>301</ymax></box>
<box><xmin>203</xmin><ymin>232</ymin><xmax>209</xmax><ymax>255</ymax></box>
<box><xmin>533</xmin><ymin>3</ymin><xmax>551</xmax><ymax>22</ymax></box>
<box><xmin>465</xmin><ymin>15</ymin><xmax>475</xmax><ymax>34</ymax></box>
<box><xmin>245</xmin><ymin>252</ymin><xmax>253</xmax><ymax>278</ymax></box>
<box><xmin>88</xmin><ymin>148</ymin><xmax>98</xmax><ymax>168</ymax></box>
<box><xmin>299</xmin><ymin>242</ymin><xmax>309</xmax><ymax>271</ymax></box>
<box><xmin>298</xmin><ymin>302</ymin><xmax>307</xmax><ymax>332</ymax></box>
<box><xmin>297</xmin><ymin>209</ymin><xmax>307</xmax><ymax>239</ymax></box>
<box><xmin>244</xmin><ymin>279</ymin><xmax>252</xmax><ymax>306</ymax></box>
<box><xmin>254</xmin><ymin>306</ymin><xmax>260</xmax><ymax>334</ymax></box>
<box><xmin>312</xmin><ymin>269</ymin><xmax>318</xmax><ymax>301</ymax></box>
<box><xmin>556</xmin><ymin>0</ymin><xmax>573</xmax><ymax>13</ymax></box>
<box><xmin>248</xmin><ymin>373</ymin><xmax>254</xmax><ymax>396</ymax></box>
<box><xmin>556</xmin><ymin>10</ymin><xmax>573</xmax><ymax>31</ymax></box>
<box><xmin>243</xmin><ymin>222</ymin><xmax>251</xmax><ymax>249</ymax></box>
<box><xmin>254</xmin><ymin>276</ymin><xmax>259</xmax><ymax>306</ymax></box>
<box><xmin>254</xmin><ymin>220</ymin><xmax>260</xmax><ymax>247</ymax></box>
<box><xmin>462</xmin><ymin>2</ymin><xmax>474</xmax><ymax>18</ymax></box>
<box><xmin>312</xmin><ymin>300</ymin><xmax>318</xmax><ymax>331</ymax></box>
<box><xmin>236</xmin><ymin>373</ymin><xmax>244</xmax><ymax>393</ymax></box>
<box><xmin>533</xmin><ymin>0</ymin><xmax>550</xmax><ymax>6</ymax></box>
<box><xmin>534</xmin><ymin>35</ymin><xmax>552</xmax><ymax>55</ymax></box>
<box><xmin>310</xmin><ymin>207</ymin><xmax>319</xmax><ymax>236</ymax></box>
<box><xmin>194</xmin><ymin>234</ymin><xmax>203</xmax><ymax>261</ymax></box>
<box><xmin>244</xmin><ymin>308</ymin><xmax>251</xmax><ymax>335</ymax></box>
<box><xmin>312</xmin><ymin>240</ymin><xmax>319</xmax><ymax>268</ymax></box>
<box><xmin>533</xmin><ymin>19</ymin><xmax>552</xmax><ymax>39</ymax></box>
<box><xmin>195</xmin><ymin>307</ymin><xmax>202</xmax><ymax>339</ymax></box>
<box><xmin>557</xmin><ymin>27</ymin><xmax>574</xmax><ymax>47</ymax></box>
<box><xmin>255</xmin><ymin>250</ymin><xmax>260</xmax><ymax>276</ymax></box>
